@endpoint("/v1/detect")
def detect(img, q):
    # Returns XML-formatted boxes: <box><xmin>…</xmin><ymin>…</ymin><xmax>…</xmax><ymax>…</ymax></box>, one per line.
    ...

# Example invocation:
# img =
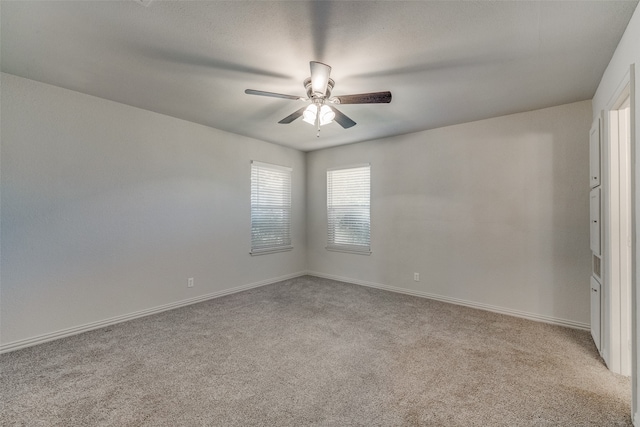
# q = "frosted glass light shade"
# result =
<box><xmin>319</xmin><ymin>105</ymin><xmax>335</xmax><ymax>126</ymax></box>
<box><xmin>302</xmin><ymin>104</ymin><xmax>317</xmax><ymax>125</ymax></box>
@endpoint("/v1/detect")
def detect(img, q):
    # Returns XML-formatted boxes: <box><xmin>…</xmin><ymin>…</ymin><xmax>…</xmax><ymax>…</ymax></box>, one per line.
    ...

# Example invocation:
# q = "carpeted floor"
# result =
<box><xmin>0</xmin><ymin>275</ymin><xmax>632</xmax><ymax>426</ymax></box>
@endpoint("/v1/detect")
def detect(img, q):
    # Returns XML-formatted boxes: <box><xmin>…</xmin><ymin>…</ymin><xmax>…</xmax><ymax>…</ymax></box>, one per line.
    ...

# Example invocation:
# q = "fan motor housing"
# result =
<box><xmin>304</xmin><ymin>77</ymin><xmax>334</xmax><ymax>99</ymax></box>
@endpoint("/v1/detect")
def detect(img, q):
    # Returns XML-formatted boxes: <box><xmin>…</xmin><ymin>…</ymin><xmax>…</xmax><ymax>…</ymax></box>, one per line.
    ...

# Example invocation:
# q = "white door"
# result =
<box><xmin>590</xmin><ymin>117</ymin><xmax>601</xmax><ymax>188</ymax></box>
<box><xmin>590</xmin><ymin>188</ymin><xmax>601</xmax><ymax>256</ymax></box>
<box><xmin>591</xmin><ymin>276</ymin><xmax>602</xmax><ymax>352</ymax></box>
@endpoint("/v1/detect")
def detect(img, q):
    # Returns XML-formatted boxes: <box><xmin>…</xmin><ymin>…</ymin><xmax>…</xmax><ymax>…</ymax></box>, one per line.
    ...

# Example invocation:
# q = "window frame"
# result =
<box><xmin>326</xmin><ymin>164</ymin><xmax>371</xmax><ymax>255</ymax></box>
<box><xmin>250</xmin><ymin>160</ymin><xmax>293</xmax><ymax>256</ymax></box>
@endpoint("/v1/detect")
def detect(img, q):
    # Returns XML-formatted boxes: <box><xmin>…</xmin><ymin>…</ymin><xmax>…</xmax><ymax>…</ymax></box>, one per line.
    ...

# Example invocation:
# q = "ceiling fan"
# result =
<box><xmin>245</xmin><ymin>61</ymin><xmax>392</xmax><ymax>137</ymax></box>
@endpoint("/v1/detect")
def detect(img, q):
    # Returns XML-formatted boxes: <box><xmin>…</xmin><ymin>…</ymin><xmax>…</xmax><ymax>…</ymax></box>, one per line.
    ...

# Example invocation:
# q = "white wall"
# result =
<box><xmin>0</xmin><ymin>71</ymin><xmax>598</xmax><ymax>350</ymax></box>
<box><xmin>0</xmin><ymin>73</ymin><xmax>307</xmax><ymax>349</ymax></box>
<box><xmin>307</xmin><ymin>101</ymin><xmax>592</xmax><ymax>327</ymax></box>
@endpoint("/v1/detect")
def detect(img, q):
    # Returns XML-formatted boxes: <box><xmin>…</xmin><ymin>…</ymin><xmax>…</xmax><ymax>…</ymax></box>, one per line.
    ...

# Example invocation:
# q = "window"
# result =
<box><xmin>327</xmin><ymin>164</ymin><xmax>371</xmax><ymax>254</ymax></box>
<box><xmin>251</xmin><ymin>161</ymin><xmax>292</xmax><ymax>254</ymax></box>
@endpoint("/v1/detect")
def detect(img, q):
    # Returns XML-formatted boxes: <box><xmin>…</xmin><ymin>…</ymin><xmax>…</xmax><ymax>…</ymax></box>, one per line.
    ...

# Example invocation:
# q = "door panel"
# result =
<box><xmin>590</xmin><ymin>188</ymin><xmax>601</xmax><ymax>256</ymax></box>
<box><xmin>591</xmin><ymin>276</ymin><xmax>601</xmax><ymax>352</ymax></box>
<box><xmin>590</xmin><ymin>117</ymin><xmax>601</xmax><ymax>188</ymax></box>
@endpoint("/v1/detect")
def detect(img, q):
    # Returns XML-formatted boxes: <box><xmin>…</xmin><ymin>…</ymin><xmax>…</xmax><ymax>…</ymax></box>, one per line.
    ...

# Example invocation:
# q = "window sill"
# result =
<box><xmin>326</xmin><ymin>246</ymin><xmax>371</xmax><ymax>255</ymax></box>
<box><xmin>250</xmin><ymin>246</ymin><xmax>293</xmax><ymax>256</ymax></box>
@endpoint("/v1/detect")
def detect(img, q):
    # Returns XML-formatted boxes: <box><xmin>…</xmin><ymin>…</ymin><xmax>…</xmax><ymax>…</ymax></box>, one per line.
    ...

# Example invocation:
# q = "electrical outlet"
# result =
<box><xmin>414</xmin><ymin>273</ymin><xmax>419</xmax><ymax>281</ymax></box>
<box><xmin>188</xmin><ymin>278</ymin><xmax>194</xmax><ymax>288</ymax></box>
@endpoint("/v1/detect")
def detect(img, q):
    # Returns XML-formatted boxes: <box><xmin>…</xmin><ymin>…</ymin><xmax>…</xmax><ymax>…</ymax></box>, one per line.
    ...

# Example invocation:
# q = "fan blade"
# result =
<box><xmin>330</xmin><ymin>106</ymin><xmax>356</xmax><ymax>129</ymax></box>
<box><xmin>310</xmin><ymin>61</ymin><xmax>332</xmax><ymax>95</ymax></box>
<box><xmin>334</xmin><ymin>91</ymin><xmax>392</xmax><ymax>104</ymax></box>
<box><xmin>278</xmin><ymin>106</ymin><xmax>308</xmax><ymax>124</ymax></box>
<box><xmin>245</xmin><ymin>89</ymin><xmax>304</xmax><ymax>101</ymax></box>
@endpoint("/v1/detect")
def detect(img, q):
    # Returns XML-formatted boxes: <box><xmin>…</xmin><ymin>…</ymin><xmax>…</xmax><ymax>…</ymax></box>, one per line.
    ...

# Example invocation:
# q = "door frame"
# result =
<box><xmin>600</xmin><ymin>65</ymin><xmax>634</xmax><ymax>378</ymax></box>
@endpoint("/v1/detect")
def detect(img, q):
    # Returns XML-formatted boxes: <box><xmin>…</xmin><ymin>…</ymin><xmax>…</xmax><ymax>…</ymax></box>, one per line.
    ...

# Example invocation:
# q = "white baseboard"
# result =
<box><xmin>634</xmin><ymin>412</ymin><xmax>639</xmax><ymax>427</ymax></box>
<box><xmin>0</xmin><ymin>271</ymin><xmax>306</xmax><ymax>354</ymax></box>
<box><xmin>306</xmin><ymin>271</ymin><xmax>590</xmax><ymax>331</ymax></box>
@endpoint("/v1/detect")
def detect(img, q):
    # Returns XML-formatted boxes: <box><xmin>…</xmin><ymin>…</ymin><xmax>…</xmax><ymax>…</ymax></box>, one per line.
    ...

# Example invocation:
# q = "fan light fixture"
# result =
<box><xmin>302</xmin><ymin>104</ymin><xmax>335</xmax><ymax>126</ymax></box>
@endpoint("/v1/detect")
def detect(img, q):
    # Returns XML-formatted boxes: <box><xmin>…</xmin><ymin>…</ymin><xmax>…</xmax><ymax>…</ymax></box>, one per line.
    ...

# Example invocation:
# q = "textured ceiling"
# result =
<box><xmin>1</xmin><ymin>1</ymin><xmax>638</xmax><ymax>151</ymax></box>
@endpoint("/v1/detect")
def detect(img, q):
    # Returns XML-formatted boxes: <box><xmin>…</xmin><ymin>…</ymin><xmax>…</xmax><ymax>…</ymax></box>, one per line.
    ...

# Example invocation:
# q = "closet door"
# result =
<box><xmin>590</xmin><ymin>117</ymin><xmax>601</xmax><ymax>188</ymax></box>
<box><xmin>590</xmin><ymin>188</ymin><xmax>601</xmax><ymax>256</ymax></box>
<box><xmin>591</xmin><ymin>276</ymin><xmax>601</xmax><ymax>351</ymax></box>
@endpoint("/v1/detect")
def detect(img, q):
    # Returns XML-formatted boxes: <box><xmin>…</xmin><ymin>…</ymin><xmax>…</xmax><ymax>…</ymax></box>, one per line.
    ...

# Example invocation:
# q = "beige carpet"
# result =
<box><xmin>0</xmin><ymin>275</ymin><xmax>632</xmax><ymax>426</ymax></box>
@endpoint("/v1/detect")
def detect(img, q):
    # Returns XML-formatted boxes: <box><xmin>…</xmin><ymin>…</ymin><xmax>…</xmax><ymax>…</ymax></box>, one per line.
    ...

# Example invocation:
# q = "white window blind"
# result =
<box><xmin>327</xmin><ymin>165</ymin><xmax>371</xmax><ymax>254</ymax></box>
<box><xmin>251</xmin><ymin>161</ymin><xmax>292</xmax><ymax>254</ymax></box>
